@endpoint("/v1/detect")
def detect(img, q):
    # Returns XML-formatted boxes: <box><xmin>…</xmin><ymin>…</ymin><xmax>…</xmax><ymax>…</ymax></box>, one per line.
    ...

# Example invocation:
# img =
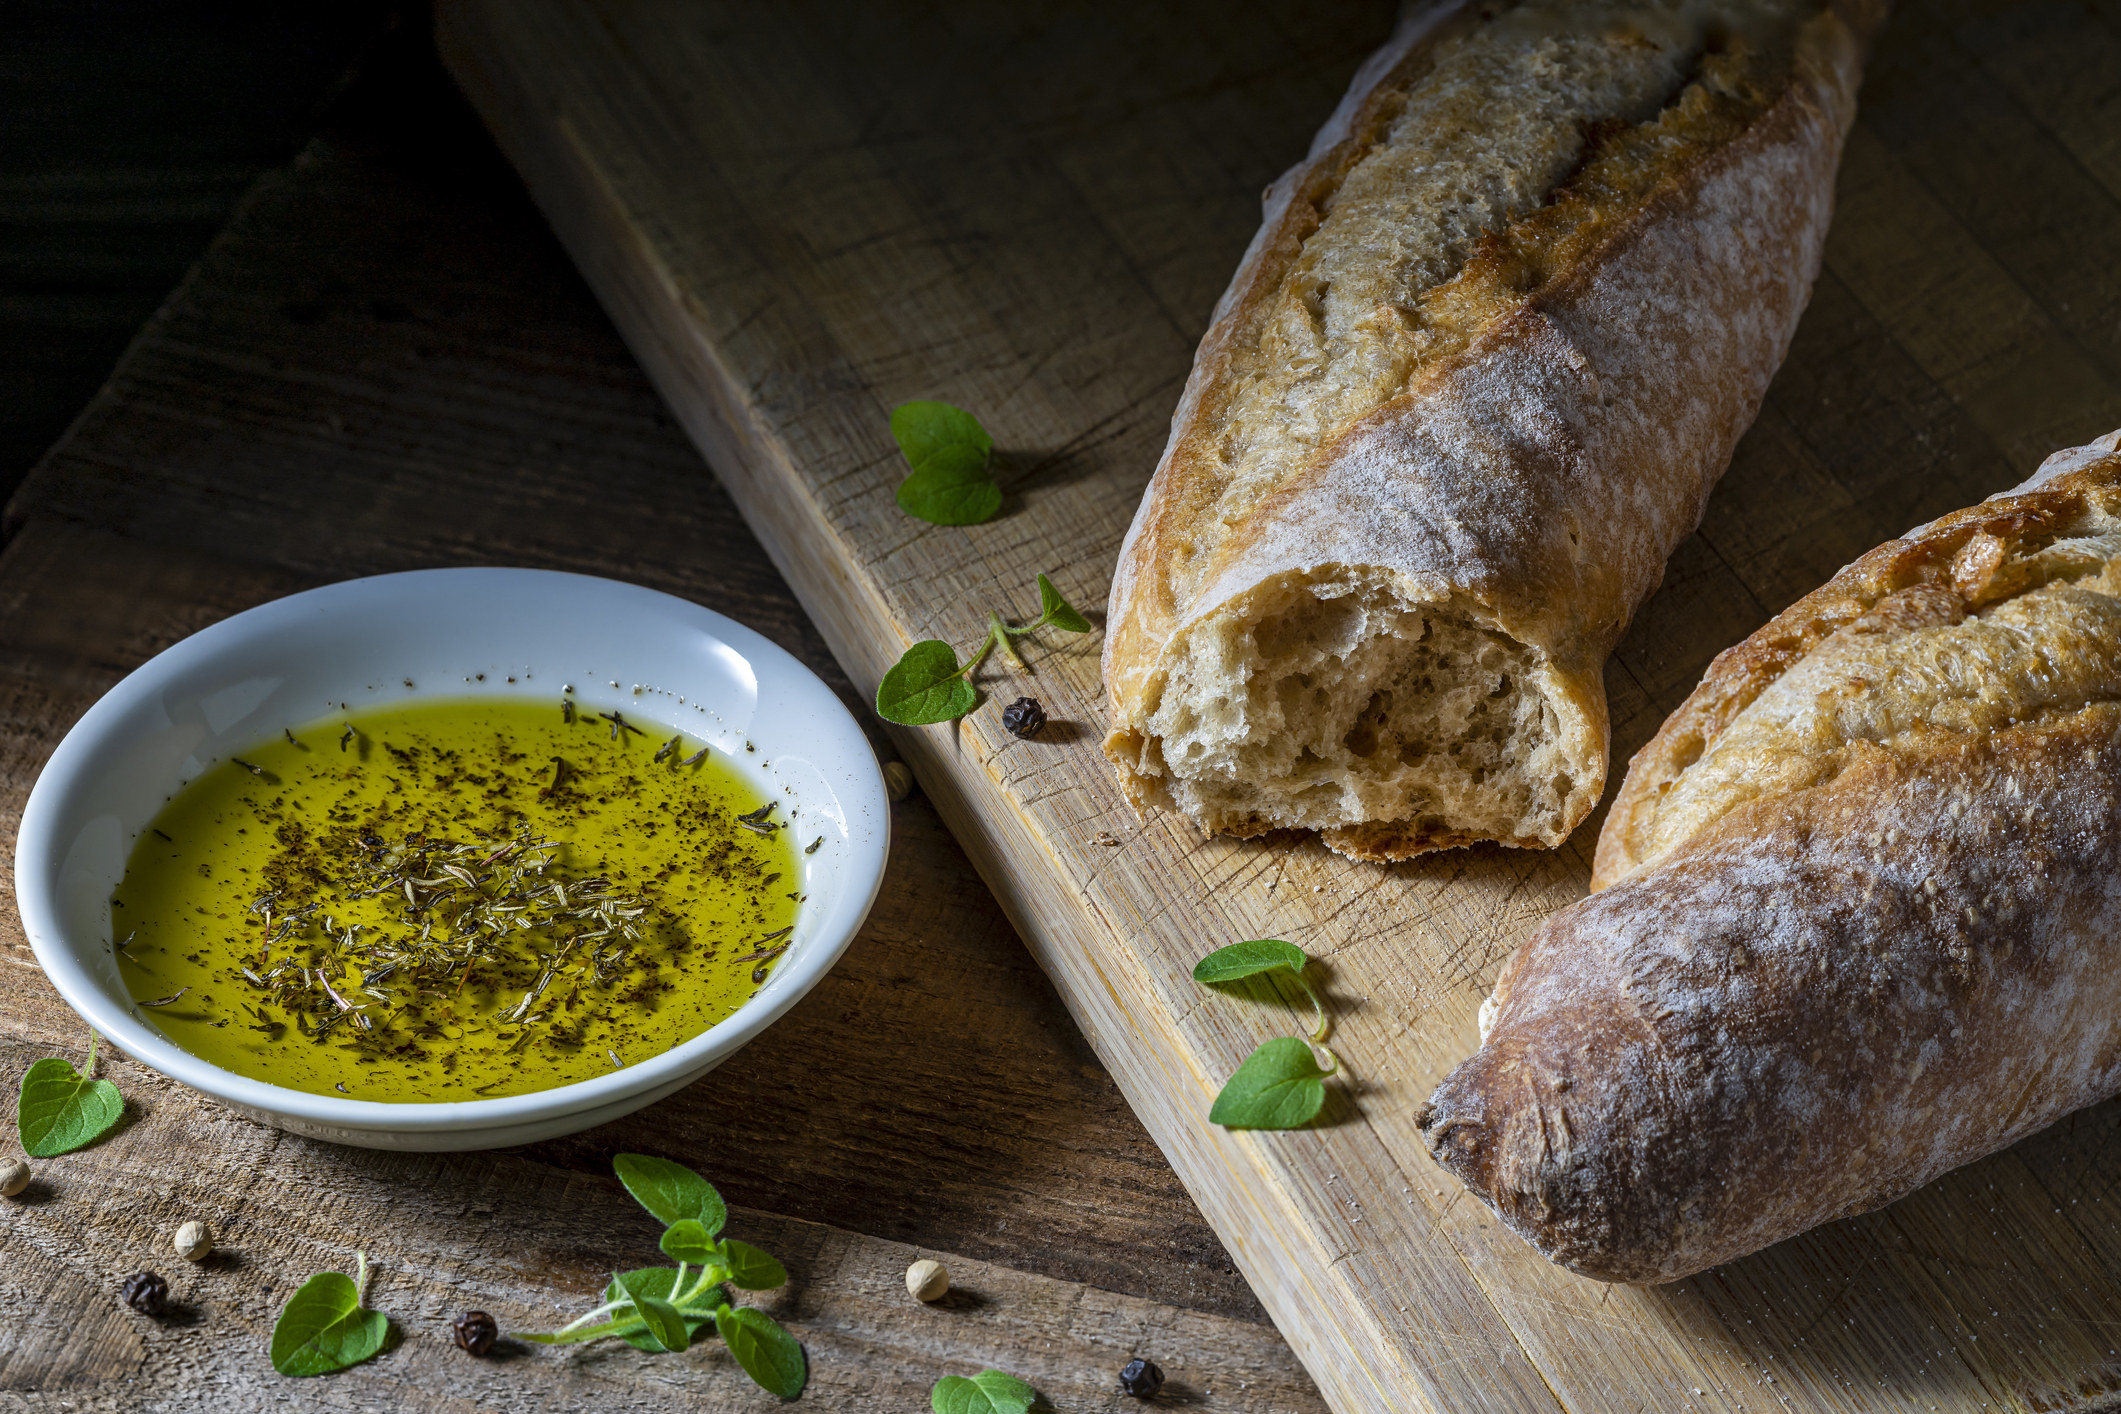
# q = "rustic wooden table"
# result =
<box><xmin>0</xmin><ymin>33</ymin><xmax>1322</xmax><ymax>1414</ymax></box>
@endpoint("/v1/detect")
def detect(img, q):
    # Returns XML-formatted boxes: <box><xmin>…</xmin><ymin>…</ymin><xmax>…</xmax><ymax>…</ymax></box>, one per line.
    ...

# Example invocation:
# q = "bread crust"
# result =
<box><xmin>1102</xmin><ymin>0</ymin><xmax>1884</xmax><ymax>860</ymax></box>
<box><xmin>1420</xmin><ymin>439</ymin><xmax>2121</xmax><ymax>1283</ymax></box>
<box><xmin>1597</xmin><ymin>431</ymin><xmax>2121</xmax><ymax>886</ymax></box>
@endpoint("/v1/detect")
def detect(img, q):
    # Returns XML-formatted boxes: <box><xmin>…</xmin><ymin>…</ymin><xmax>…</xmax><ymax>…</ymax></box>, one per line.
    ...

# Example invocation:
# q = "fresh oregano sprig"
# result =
<box><xmin>18</xmin><ymin>1029</ymin><xmax>124</xmax><ymax>1157</ymax></box>
<box><xmin>892</xmin><ymin>400</ymin><xmax>1001</xmax><ymax>525</ymax></box>
<box><xmin>875</xmin><ymin>574</ymin><xmax>1090</xmax><ymax>726</ymax></box>
<box><xmin>521</xmin><ymin>1154</ymin><xmax>805</xmax><ymax>1399</ymax></box>
<box><xmin>270</xmin><ymin>1251</ymin><xmax>390</xmax><ymax>1376</ymax></box>
<box><xmin>931</xmin><ymin>1367</ymin><xmax>1040</xmax><ymax>1414</ymax></box>
<box><xmin>1193</xmin><ymin>940</ymin><xmax>1341</xmax><ymax>1131</ymax></box>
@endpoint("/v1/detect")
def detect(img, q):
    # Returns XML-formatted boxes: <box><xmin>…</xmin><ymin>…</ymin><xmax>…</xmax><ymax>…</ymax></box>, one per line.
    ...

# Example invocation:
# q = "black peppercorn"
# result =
<box><xmin>121</xmin><ymin>1271</ymin><xmax>169</xmax><ymax>1317</ymax></box>
<box><xmin>1118</xmin><ymin>1358</ymin><xmax>1164</xmax><ymax>1398</ymax></box>
<box><xmin>453</xmin><ymin>1309</ymin><xmax>499</xmax><ymax>1356</ymax></box>
<box><xmin>1000</xmin><ymin>697</ymin><xmax>1046</xmax><ymax>738</ymax></box>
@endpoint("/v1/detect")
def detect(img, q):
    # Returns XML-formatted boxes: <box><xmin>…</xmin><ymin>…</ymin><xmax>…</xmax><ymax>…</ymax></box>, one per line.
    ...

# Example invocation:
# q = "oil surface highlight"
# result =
<box><xmin>112</xmin><ymin>697</ymin><xmax>799</xmax><ymax>1102</ymax></box>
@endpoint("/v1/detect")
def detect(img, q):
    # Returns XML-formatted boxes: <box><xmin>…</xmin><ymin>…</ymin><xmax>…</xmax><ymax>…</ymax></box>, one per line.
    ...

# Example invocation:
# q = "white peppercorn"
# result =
<box><xmin>0</xmin><ymin>1159</ymin><xmax>29</xmax><ymax>1198</ymax></box>
<box><xmin>905</xmin><ymin>1257</ymin><xmax>949</xmax><ymax>1302</ymax></box>
<box><xmin>173</xmin><ymin>1220</ymin><xmax>213</xmax><ymax>1262</ymax></box>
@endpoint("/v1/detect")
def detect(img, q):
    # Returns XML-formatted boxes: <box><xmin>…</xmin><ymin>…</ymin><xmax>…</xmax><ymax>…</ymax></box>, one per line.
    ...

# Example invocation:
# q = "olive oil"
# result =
<box><xmin>112</xmin><ymin>698</ymin><xmax>799</xmax><ymax>1102</ymax></box>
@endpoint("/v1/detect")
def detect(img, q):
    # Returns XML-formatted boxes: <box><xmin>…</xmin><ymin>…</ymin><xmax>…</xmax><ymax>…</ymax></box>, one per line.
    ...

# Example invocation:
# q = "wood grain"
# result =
<box><xmin>430</xmin><ymin>0</ymin><xmax>2121</xmax><ymax>1410</ymax></box>
<box><xmin>0</xmin><ymin>1032</ymin><xmax>1316</xmax><ymax>1412</ymax></box>
<box><xmin>0</xmin><ymin>35</ymin><xmax>1321</xmax><ymax>1409</ymax></box>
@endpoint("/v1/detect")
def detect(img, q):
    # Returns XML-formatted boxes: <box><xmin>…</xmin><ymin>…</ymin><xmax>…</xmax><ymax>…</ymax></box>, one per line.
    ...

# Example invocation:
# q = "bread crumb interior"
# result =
<box><xmin>1142</xmin><ymin>575</ymin><xmax>1578</xmax><ymax>848</ymax></box>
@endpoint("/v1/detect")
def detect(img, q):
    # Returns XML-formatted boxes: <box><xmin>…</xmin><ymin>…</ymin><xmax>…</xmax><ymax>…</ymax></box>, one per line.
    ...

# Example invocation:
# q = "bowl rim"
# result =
<box><xmin>13</xmin><ymin>566</ymin><xmax>888</xmax><ymax>1134</ymax></box>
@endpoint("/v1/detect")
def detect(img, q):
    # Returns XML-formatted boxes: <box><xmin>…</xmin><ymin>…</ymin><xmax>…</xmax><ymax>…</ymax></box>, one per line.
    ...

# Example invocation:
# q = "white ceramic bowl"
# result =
<box><xmin>14</xmin><ymin>568</ymin><xmax>888</xmax><ymax>1150</ymax></box>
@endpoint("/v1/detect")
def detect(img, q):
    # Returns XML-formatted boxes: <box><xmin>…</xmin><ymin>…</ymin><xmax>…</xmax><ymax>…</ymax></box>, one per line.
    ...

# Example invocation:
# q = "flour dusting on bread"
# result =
<box><xmin>1428</xmin><ymin>433</ymin><xmax>2121</xmax><ymax>1284</ymax></box>
<box><xmin>1598</xmin><ymin>437</ymin><xmax>2121</xmax><ymax>886</ymax></box>
<box><xmin>1103</xmin><ymin>0</ymin><xmax>1879</xmax><ymax>859</ymax></box>
<box><xmin>1203</xmin><ymin>2</ymin><xmax>1746</xmax><ymax>541</ymax></box>
<box><xmin>1621</xmin><ymin>550</ymin><xmax>2121</xmax><ymax>877</ymax></box>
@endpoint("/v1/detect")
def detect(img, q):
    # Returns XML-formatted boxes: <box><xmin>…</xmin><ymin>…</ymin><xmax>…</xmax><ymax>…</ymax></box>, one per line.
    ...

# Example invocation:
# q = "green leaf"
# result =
<box><xmin>599</xmin><ymin>1266</ymin><xmax>716</xmax><ymax>1352</ymax></box>
<box><xmin>875</xmin><ymin>640</ymin><xmax>978</xmax><ymax>725</ymax></box>
<box><xmin>269</xmin><ymin>1258</ymin><xmax>389</xmax><ymax>1376</ymax></box>
<box><xmin>614</xmin><ymin>1269</ymin><xmax>690</xmax><ymax>1353</ymax></box>
<box><xmin>615</xmin><ymin>1321</ymin><xmax>663</xmax><ymax>1352</ymax></box>
<box><xmin>891</xmin><ymin>400</ymin><xmax>992</xmax><ymax>471</ymax></box>
<box><xmin>931</xmin><ymin>1368</ymin><xmax>1039</xmax><ymax>1414</ymax></box>
<box><xmin>636</xmin><ymin>1297</ymin><xmax>692</xmax><ymax>1353</ymax></box>
<box><xmin>18</xmin><ymin>1033</ymin><xmax>124</xmax><ymax>1157</ymax></box>
<box><xmin>1192</xmin><ymin>938</ymin><xmax>1308</xmax><ymax>986</ymax></box>
<box><xmin>613</xmin><ymin>1153</ymin><xmax>727</xmax><ymax>1234</ymax></box>
<box><xmin>1193</xmin><ymin>939</ymin><xmax>1328</xmax><ymax>1040</ymax></box>
<box><xmin>1035</xmin><ymin>574</ymin><xmax>1091</xmax><ymax>634</ymax></box>
<box><xmin>720</xmin><ymin>1238</ymin><xmax>788</xmax><ymax>1291</ymax></box>
<box><xmin>897</xmin><ymin>447</ymin><xmax>1003</xmax><ymax>526</ymax></box>
<box><xmin>604</xmin><ymin>1265</ymin><xmax>682</xmax><ymax>1304</ymax></box>
<box><xmin>1209</xmin><ymin>1036</ymin><xmax>1333</xmax><ymax>1130</ymax></box>
<box><xmin>660</xmin><ymin>1219</ymin><xmax>719</xmax><ymax>1266</ymax></box>
<box><xmin>715</xmin><ymin>1304</ymin><xmax>807</xmax><ymax>1398</ymax></box>
<box><xmin>891</xmin><ymin>402</ymin><xmax>999</xmax><ymax>526</ymax></box>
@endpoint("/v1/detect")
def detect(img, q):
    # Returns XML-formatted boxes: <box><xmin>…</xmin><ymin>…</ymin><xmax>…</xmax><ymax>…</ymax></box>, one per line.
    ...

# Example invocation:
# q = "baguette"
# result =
<box><xmin>1419</xmin><ymin>430</ymin><xmax>2121</xmax><ymax>1283</ymax></box>
<box><xmin>1102</xmin><ymin>0</ymin><xmax>1883</xmax><ymax>860</ymax></box>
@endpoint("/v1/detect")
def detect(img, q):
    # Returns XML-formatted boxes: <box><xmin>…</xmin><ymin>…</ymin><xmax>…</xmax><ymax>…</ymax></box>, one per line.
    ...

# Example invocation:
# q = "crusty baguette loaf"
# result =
<box><xmin>1419</xmin><ymin>430</ymin><xmax>2121</xmax><ymax>1283</ymax></box>
<box><xmin>1102</xmin><ymin>0</ymin><xmax>1883</xmax><ymax>860</ymax></box>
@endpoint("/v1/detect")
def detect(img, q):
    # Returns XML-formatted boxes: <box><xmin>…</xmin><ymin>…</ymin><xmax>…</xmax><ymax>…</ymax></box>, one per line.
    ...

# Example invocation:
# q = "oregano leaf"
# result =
<box><xmin>1191</xmin><ymin>939</ymin><xmax>1308</xmax><ymax>986</ymax></box>
<box><xmin>269</xmin><ymin>1256</ymin><xmax>389</xmax><ymax>1376</ymax></box>
<box><xmin>660</xmin><ymin>1219</ymin><xmax>718</xmax><ymax>1266</ymax></box>
<box><xmin>639</xmin><ymin>1295</ymin><xmax>692</xmax><ymax>1353</ymax></box>
<box><xmin>891</xmin><ymin>402</ymin><xmax>1000</xmax><ymax>526</ymax></box>
<box><xmin>1193</xmin><ymin>939</ymin><xmax>1328</xmax><ymax>1040</ymax></box>
<box><xmin>876</xmin><ymin>640</ymin><xmax>977</xmax><ymax>725</ymax></box>
<box><xmin>890</xmin><ymin>400</ymin><xmax>992</xmax><ymax>470</ymax></box>
<box><xmin>613</xmin><ymin>1153</ymin><xmax>727</xmax><ymax>1234</ymax></box>
<box><xmin>614</xmin><ymin>1269</ymin><xmax>690</xmax><ymax>1353</ymax></box>
<box><xmin>18</xmin><ymin>1032</ymin><xmax>123</xmax><ymax>1157</ymax></box>
<box><xmin>1208</xmin><ymin>1036</ymin><xmax>1333</xmax><ymax>1130</ymax></box>
<box><xmin>596</xmin><ymin>1266</ymin><xmax>713</xmax><ymax>1353</ymax></box>
<box><xmin>897</xmin><ymin>445</ymin><xmax>1003</xmax><ymax>526</ymax></box>
<box><xmin>720</xmin><ymin>1238</ymin><xmax>788</xmax><ymax>1291</ymax></box>
<box><xmin>604</xmin><ymin>1266</ymin><xmax>682</xmax><ymax>1303</ymax></box>
<box><xmin>931</xmin><ymin>1368</ymin><xmax>1039</xmax><ymax>1414</ymax></box>
<box><xmin>1034</xmin><ymin>574</ymin><xmax>1090</xmax><ymax>633</ymax></box>
<box><xmin>715</xmin><ymin>1304</ymin><xmax>808</xmax><ymax>1398</ymax></box>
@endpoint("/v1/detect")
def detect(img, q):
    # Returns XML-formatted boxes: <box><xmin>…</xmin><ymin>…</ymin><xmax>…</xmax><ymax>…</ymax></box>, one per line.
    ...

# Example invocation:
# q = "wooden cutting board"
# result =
<box><xmin>436</xmin><ymin>2</ymin><xmax>2121</xmax><ymax>1410</ymax></box>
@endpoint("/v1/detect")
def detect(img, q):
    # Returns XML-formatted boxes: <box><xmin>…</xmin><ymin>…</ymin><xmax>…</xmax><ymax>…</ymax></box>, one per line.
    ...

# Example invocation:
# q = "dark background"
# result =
<box><xmin>3</xmin><ymin>2</ymin><xmax>401</xmax><ymax>499</ymax></box>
